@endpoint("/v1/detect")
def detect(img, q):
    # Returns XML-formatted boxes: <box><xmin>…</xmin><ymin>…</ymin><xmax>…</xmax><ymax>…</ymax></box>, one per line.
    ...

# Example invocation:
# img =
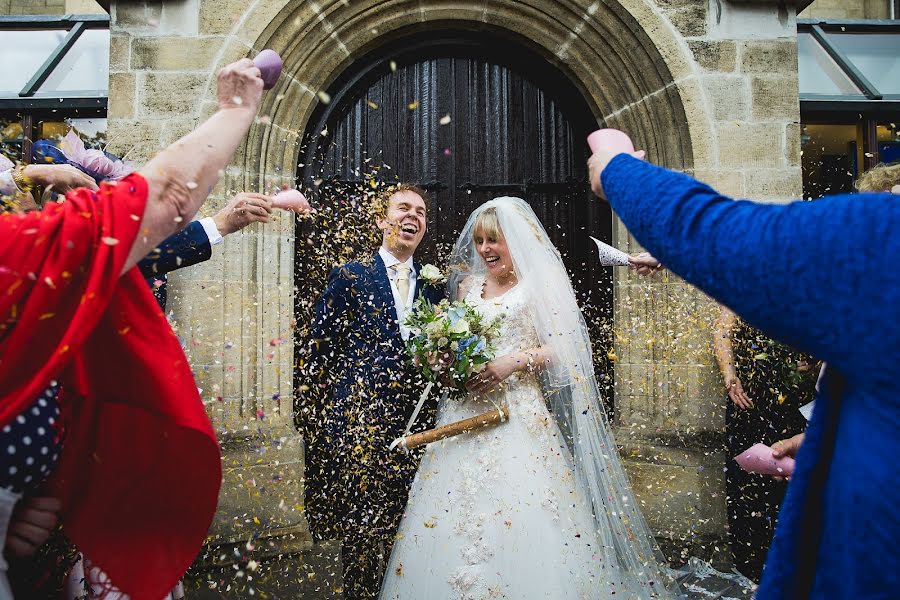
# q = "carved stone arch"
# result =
<box><xmin>205</xmin><ymin>0</ymin><xmax>710</xmax><ymax>191</ymax></box>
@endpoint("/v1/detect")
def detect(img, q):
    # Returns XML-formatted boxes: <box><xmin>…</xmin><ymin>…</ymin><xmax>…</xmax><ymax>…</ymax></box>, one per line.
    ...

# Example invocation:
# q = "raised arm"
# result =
<box><xmin>125</xmin><ymin>59</ymin><xmax>264</xmax><ymax>273</ymax></box>
<box><xmin>590</xmin><ymin>152</ymin><xmax>900</xmax><ymax>382</ymax></box>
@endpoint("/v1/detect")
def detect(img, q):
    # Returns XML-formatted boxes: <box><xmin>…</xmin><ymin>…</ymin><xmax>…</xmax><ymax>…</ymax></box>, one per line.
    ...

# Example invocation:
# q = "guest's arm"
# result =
<box><xmin>124</xmin><ymin>59</ymin><xmax>264</xmax><ymax>273</ymax></box>
<box><xmin>589</xmin><ymin>153</ymin><xmax>898</xmax><ymax>381</ymax></box>
<box><xmin>713</xmin><ymin>306</ymin><xmax>753</xmax><ymax>409</ymax></box>
<box><xmin>139</xmin><ymin>221</ymin><xmax>212</xmax><ymax>279</ymax></box>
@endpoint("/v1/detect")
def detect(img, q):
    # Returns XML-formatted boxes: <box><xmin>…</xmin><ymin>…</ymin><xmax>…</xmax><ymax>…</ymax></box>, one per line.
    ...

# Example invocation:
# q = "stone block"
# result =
<box><xmin>702</xmin><ymin>75</ymin><xmax>750</xmax><ymax>121</ymax></box>
<box><xmin>104</xmin><ymin>118</ymin><xmax>163</xmax><ymax>164</ymax></box>
<box><xmin>132</xmin><ymin>36</ymin><xmax>223</xmax><ymax>71</ymax></box>
<box><xmin>109</xmin><ymin>34</ymin><xmax>131</xmax><ymax>72</ymax></box>
<box><xmin>665</xmin><ymin>5</ymin><xmax>708</xmax><ymax>38</ymax></box>
<box><xmin>751</xmin><ymin>74</ymin><xmax>800</xmax><ymax>121</ymax></box>
<box><xmin>107</xmin><ymin>72</ymin><xmax>135</xmax><ymax>120</ymax></box>
<box><xmin>198</xmin><ymin>0</ymin><xmax>251</xmax><ymax>35</ymax></box>
<box><xmin>114</xmin><ymin>1</ymin><xmax>163</xmax><ymax>30</ymax></box>
<box><xmin>688</xmin><ymin>40</ymin><xmax>737</xmax><ymax>73</ymax></box>
<box><xmin>139</xmin><ymin>72</ymin><xmax>208</xmax><ymax>118</ymax></box>
<box><xmin>740</xmin><ymin>40</ymin><xmax>799</xmax><ymax>74</ymax></box>
<box><xmin>785</xmin><ymin>122</ymin><xmax>802</xmax><ymax>167</ymax></box>
<box><xmin>743</xmin><ymin>167</ymin><xmax>803</xmax><ymax>201</ymax></box>
<box><xmin>716</xmin><ymin>122</ymin><xmax>785</xmax><ymax>169</ymax></box>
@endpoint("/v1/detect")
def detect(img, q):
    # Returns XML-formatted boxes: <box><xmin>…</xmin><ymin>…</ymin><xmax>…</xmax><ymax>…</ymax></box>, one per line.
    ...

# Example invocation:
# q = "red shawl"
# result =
<box><xmin>0</xmin><ymin>174</ymin><xmax>221</xmax><ymax>599</ymax></box>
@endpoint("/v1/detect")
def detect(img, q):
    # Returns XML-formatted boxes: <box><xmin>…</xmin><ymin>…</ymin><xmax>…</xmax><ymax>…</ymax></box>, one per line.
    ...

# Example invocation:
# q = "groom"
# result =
<box><xmin>301</xmin><ymin>184</ymin><xmax>444</xmax><ymax>600</ymax></box>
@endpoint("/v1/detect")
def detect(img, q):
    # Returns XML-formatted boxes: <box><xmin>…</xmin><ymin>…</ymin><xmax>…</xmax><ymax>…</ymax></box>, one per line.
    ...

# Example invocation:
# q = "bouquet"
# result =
<box><xmin>405</xmin><ymin>297</ymin><xmax>503</xmax><ymax>392</ymax></box>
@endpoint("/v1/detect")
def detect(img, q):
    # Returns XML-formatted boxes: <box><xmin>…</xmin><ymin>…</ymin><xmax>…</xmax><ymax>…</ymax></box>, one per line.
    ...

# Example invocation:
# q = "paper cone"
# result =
<box><xmin>735</xmin><ymin>443</ymin><xmax>795</xmax><ymax>477</ymax></box>
<box><xmin>589</xmin><ymin>236</ymin><xmax>630</xmax><ymax>266</ymax></box>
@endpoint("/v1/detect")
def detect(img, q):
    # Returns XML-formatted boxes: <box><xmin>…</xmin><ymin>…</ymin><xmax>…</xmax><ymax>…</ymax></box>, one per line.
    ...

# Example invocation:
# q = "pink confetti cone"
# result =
<box><xmin>272</xmin><ymin>188</ymin><xmax>310</xmax><ymax>212</ymax></box>
<box><xmin>587</xmin><ymin>129</ymin><xmax>635</xmax><ymax>154</ymax></box>
<box><xmin>253</xmin><ymin>49</ymin><xmax>283</xmax><ymax>90</ymax></box>
<box><xmin>735</xmin><ymin>443</ymin><xmax>795</xmax><ymax>477</ymax></box>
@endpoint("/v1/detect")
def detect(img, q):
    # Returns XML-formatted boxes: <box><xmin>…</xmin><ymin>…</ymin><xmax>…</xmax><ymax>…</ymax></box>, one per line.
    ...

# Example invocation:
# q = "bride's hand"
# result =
<box><xmin>465</xmin><ymin>353</ymin><xmax>524</xmax><ymax>395</ymax></box>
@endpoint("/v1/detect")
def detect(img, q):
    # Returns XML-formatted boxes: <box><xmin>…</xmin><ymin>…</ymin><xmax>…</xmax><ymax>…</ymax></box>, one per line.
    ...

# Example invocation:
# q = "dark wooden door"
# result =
<box><xmin>296</xmin><ymin>32</ymin><xmax>616</xmax><ymax>403</ymax></box>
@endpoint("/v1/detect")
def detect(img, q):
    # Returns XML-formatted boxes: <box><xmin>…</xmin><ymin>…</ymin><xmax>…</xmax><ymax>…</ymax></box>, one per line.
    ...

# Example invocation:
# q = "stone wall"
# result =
<box><xmin>800</xmin><ymin>0</ymin><xmax>892</xmax><ymax>19</ymax></box>
<box><xmin>0</xmin><ymin>0</ymin><xmax>103</xmax><ymax>15</ymax></box>
<box><xmin>105</xmin><ymin>0</ymin><xmax>804</xmax><ymax>581</ymax></box>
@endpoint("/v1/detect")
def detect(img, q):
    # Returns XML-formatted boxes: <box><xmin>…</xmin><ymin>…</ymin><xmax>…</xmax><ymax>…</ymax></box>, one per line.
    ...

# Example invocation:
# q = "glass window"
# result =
<box><xmin>797</xmin><ymin>33</ymin><xmax>863</xmax><ymax>96</ymax></box>
<box><xmin>829</xmin><ymin>33</ymin><xmax>900</xmax><ymax>96</ymax></box>
<box><xmin>1</xmin><ymin>114</ymin><xmax>25</xmax><ymax>162</ymax></box>
<box><xmin>0</xmin><ymin>30</ymin><xmax>68</xmax><ymax>95</ymax></box>
<box><xmin>34</xmin><ymin>117</ymin><xmax>107</xmax><ymax>153</ymax></box>
<box><xmin>877</xmin><ymin>120</ymin><xmax>900</xmax><ymax>163</ymax></box>
<box><xmin>37</xmin><ymin>29</ymin><xmax>110</xmax><ymax>95</ymax></box>
<box><xmin>801</xmin><ymin>123</ymin><xmax>860</xmax><ymax>198</ymax></box>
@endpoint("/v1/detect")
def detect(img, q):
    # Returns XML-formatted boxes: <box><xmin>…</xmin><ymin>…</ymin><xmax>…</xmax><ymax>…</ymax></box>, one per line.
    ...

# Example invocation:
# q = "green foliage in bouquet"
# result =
<box><xmin>405</xmin><ymin>297</ymin><xmax>503</xmax><ymax>391</ymax></box>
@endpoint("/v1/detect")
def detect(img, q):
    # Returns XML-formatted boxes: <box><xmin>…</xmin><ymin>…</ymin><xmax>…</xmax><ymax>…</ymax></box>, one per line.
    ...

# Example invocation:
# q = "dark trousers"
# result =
<box><xmin>725</xmin><ymin>395</ymin><xmax>806</xmax><ymax>581</ymax></box>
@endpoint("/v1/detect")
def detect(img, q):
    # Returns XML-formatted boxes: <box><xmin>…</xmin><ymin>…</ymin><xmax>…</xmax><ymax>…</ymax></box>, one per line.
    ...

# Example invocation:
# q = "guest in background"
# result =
<box><xmin>713</xmin><ymin>305</ymin><xmax>817</xmax><ymax>580</ymax></box>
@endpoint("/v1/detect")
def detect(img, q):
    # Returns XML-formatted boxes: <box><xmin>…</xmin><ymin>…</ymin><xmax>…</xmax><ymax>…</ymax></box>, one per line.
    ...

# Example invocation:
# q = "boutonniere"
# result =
<box><xmin>419</xmin><ymin>264</ymin><xmax>445</xmax><ymax>285</ymax></box>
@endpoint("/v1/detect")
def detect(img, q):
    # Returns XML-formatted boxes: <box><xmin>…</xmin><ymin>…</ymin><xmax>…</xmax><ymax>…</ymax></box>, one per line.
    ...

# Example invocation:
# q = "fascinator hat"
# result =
<box><xmin>32</xmin><ymin>130</ymin><xmax>134</xmax><ymax>183</ymax></box>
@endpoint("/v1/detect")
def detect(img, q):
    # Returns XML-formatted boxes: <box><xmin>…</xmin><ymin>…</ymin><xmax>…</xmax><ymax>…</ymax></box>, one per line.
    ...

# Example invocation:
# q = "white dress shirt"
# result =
<box><xmin>379</xmin><ymin>246</ymin><xmax>417</xmax><ymax>340</ymax></box>
<box><xmin>198</xmin><ymin>217</ymin><xmax>224</xmax><ymax>247</ymax></box>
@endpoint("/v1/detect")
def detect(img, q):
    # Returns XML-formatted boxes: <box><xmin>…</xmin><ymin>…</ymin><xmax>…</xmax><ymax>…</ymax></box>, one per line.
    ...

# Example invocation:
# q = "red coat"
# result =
<box><xmin>0</xmin><ymin>174</ymin><xmax>220</xmax><ymax>599</ymax></box>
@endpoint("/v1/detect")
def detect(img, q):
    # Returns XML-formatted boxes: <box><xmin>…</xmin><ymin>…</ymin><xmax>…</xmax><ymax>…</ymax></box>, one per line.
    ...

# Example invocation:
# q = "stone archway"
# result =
<box><xmin>198</xmin><ymin>0</ymin><xmax>719</xmax><ymax>561</ymax></box>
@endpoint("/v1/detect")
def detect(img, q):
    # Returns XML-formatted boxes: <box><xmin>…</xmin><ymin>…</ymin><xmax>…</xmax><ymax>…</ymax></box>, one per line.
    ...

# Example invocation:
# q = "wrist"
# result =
<box><xmin>212</xmin><ymin>213</ymin><xmax>232</xmax><ymax>236</ymax></box>
<box><xmin>15</xmin><ymin>165</ymin><xmax>37</xmax><ymax>192</ymax></box>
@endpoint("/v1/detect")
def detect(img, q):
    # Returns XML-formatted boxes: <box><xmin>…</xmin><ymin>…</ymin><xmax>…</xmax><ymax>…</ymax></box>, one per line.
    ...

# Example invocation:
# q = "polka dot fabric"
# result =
<box><xmin>0</xmin><ymin>383</ymin><xmax>63</xmax><ymax>494</ymax></box>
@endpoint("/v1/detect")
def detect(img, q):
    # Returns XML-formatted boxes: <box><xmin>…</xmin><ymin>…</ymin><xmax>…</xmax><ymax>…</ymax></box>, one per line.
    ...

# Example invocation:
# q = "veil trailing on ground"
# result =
<box><xmin>448</xmin><ymin>196</ymin><xmax>674</xmax><ymax>597</ymax></box>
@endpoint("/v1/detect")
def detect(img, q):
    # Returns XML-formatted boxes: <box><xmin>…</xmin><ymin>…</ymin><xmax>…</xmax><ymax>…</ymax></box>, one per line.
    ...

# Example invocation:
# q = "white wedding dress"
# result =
<box><xmin>380</xmin><ymin>279</ymin><xmax>629</xmax><ymax>600</ymax></box>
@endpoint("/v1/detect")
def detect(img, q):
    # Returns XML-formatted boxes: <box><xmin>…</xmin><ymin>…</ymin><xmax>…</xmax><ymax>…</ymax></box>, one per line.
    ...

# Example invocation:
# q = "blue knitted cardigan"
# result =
<box><xmin>602</xmin><ymin>155</ymin><xmax>899</xmax><ymax>599</ymax></box>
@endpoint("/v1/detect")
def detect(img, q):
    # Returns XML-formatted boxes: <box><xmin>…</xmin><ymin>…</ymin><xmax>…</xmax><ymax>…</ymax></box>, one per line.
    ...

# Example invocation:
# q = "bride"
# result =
<box><xmin>379</xmin><ymin>197</ymin><xmax>674</xmax><ymax>599</ymax></box>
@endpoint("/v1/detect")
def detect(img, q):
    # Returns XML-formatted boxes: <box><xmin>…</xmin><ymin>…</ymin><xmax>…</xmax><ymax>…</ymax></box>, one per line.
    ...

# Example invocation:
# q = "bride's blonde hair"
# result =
<box><xmin>472</xmin><ymin>207</ymin><xmax>504</xmax><ymax>241</ymax></box>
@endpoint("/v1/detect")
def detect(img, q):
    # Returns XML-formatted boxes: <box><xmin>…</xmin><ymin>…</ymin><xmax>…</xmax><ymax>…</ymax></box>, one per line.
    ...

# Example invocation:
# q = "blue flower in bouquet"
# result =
<box><xmin>447</xmin><ymin>305</ymin><xmax>467</xmax><ymax>326</ymax></box>
<box><xmin>472</xmin><ymin>337</ymin><xmax>486</xmax><ymax>355</ymax></box>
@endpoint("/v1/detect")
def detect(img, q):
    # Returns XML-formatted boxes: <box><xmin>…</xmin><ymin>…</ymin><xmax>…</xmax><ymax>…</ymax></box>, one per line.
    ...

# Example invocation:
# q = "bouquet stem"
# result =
<box><xmin>399</xmin><ymin>403</ymin><xmax>510</xmax><ymax>450</ymax></box>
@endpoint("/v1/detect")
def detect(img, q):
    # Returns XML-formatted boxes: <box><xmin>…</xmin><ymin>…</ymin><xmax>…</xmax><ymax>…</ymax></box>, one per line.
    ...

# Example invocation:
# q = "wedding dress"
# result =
<box><xmin>380</xmin><ymin>197</ymin><xmax>753</xmax><ymax>600</ymax></box>
<box><xmin>380</xmin><ymin>278</ymin><xmax>630</xmax><ymax>599</ymax></box>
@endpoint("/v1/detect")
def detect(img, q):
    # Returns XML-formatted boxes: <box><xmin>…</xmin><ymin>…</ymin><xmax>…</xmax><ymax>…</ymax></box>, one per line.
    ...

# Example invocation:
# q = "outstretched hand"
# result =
<box><xmin>213</xmin><ymin>192</ymin><xmax>273</xmax><ymax>235</ymax></box>
<box><xmin>628</xmin><ymin>252</ymin><xmax>662</xmax><ymax>276</ymax></box>
<box><xmin>588</xmin><ymin>149</ymin><xmax>646</xmax><ymax>199</ymax></box>
<box><xmin>217</xmin><ymin>58</ymin><xmax>264</xmax><ymax>113</ymax></box>
<box><xmin>25</xmin><ymin>164</ymin><xmax>98</xmax><ymax>193</ymax></box>
<box><xmin>727</xmin><ymin>376</ymin><xmax>753</xmax><ymax>409</ymax></box>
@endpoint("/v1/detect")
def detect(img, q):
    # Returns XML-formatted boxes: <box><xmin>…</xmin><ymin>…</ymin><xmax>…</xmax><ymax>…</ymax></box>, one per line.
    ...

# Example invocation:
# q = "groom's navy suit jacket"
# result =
<box><xmin>138</xmin><ymin>220</ymin><xmax>212</xmax><ymax>310</ymax></box>
<box><xmin>305</xmin><ymin>252</ymin><xmax>444</xmax><ymax>445</ymax></box>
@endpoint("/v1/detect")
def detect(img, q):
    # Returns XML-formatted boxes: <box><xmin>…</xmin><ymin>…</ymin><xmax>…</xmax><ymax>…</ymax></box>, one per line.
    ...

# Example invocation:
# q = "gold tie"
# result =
<box><xmin>392</xmin><ymin>264</ymin><xmax>411</xmax><ymax>304</ymax></box>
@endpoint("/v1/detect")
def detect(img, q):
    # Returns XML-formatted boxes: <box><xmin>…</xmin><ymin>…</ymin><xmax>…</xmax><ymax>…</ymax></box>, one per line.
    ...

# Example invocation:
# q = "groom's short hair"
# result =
<box><xmin>374</xmin><ymin>183</ymin><xmax>431</xmax><ymax>219</ymax></box>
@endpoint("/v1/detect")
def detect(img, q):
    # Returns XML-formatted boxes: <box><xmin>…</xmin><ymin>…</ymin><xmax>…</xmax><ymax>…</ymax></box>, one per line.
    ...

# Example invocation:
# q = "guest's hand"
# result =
<box><xmin>466</xmin><ymin>353</ymin><xmax>522</xmax><ymax>395</ymax></box>
<box><xmin>772</xmin><ymin>433</ymin><xmax>804</xmax><ymax>459</ymax></box>
<box><xmin>588</xmin><ymin>149</ymin><xmax>646</xmax><ymax>199</ymax></box>
<box><xmin>5</xmin><ymin>496</ymin><xmax>61</xmax><ymax>559</ymax></box>
<box><xmin>213</xmin><ymin>192</ymin><xmax>273</xmax><ymax>235</ymax></box>
<box><xmin>24</xmin><ymin>164</ymin><xmax>98</xmax><ymax>192</ymax></box>
<box><xmin>628</xmin><ymin>252</ymin><xmax>662</xmax><ymax>275</ymax></box>
<box><xmin>891</xmin><ymin>184</ymin><xmax>900</xmax><ymax>195</ymax></box>
<box><xmin>727</xmin><ymin>376</ymin><xmax>753</xmax><ymax>409</ymax></box>
<box><xmin>771</xmin><ymin>433</ymin><xmax>805</xmax><ymax>481</ymax></box>
<box><xmin>216</xmin><ymin>58</ymin><xmax>264</xmax><ymax>113</ymax></box>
